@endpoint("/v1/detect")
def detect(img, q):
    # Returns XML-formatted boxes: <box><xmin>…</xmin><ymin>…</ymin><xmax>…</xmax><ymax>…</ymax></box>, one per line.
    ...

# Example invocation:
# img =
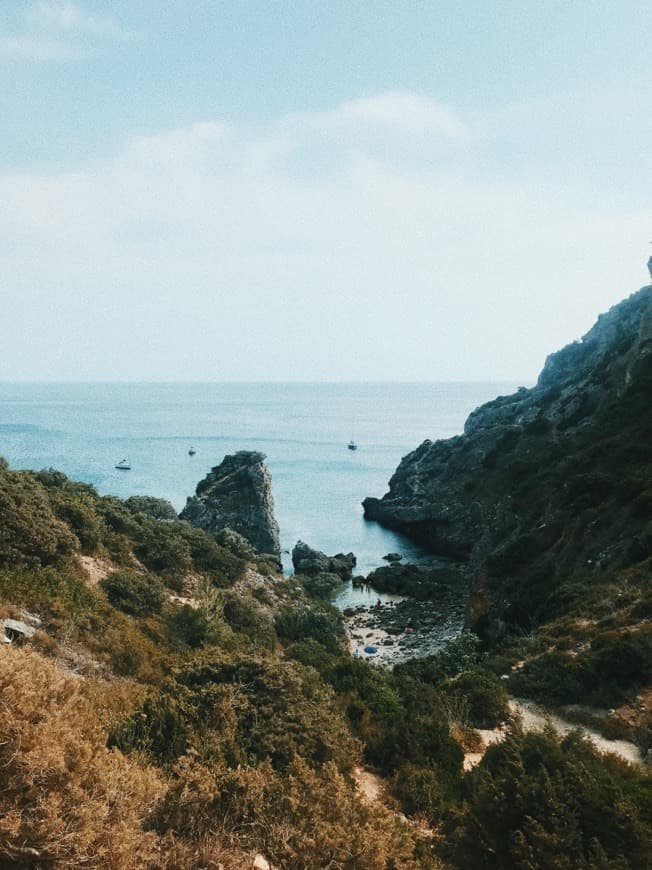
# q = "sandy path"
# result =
<box><xmin>509</xmin><ymin>698</ymin><xmax>642</xmax><ymax>765</ymax></box>
<box><xmin>351</xmin><ymin>765</ymin><xmax>383</xmax><ymax>804</ymax></box>
<box><xmin>78</xmin><ymin>555</ymin><xmax>113</xmax><ymax>586</ymax></box>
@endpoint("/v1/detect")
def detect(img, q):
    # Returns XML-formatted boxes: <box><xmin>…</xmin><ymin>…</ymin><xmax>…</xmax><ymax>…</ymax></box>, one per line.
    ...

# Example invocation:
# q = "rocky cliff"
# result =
<box><xmin>364</xmin><ymin>282</ymin><xmax>652</xmax><ymax>637</ymax></box>
<box><xmin>181</xmin><ymin>451</ymin><xmax>281</xmax><ymax>557</ymax></box>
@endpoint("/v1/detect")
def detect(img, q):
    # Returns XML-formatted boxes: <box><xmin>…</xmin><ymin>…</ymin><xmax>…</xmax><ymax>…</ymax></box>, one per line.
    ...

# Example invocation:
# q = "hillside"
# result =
<box><xmin>364</xmin><ymin>282</ymin><xmax>652</xmax><ymax>735</ymax></box>
<box><xmin>0</xmin><ymin>443</ymin><xmax>651</xmax><ymax>866</ymax></box>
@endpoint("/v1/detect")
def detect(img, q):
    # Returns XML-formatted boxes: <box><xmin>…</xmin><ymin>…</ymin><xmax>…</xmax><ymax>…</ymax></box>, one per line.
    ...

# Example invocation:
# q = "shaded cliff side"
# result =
<box><xmin>181</xmin><ymin>451</ymin><xmax>281</xmax><ymax>557</ymax></box>
<box><xmin>364</xmin><ymin>283</ymin><xmax>652</xmax><ymax>637</ymax></box>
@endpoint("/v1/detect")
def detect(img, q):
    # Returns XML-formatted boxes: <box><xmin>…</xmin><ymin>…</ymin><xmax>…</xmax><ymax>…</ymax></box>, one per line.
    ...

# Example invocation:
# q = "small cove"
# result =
<box><xmin>334</xmin><ymin>565</ymin><xmax>469</xmax><ymax>667</ymax></box>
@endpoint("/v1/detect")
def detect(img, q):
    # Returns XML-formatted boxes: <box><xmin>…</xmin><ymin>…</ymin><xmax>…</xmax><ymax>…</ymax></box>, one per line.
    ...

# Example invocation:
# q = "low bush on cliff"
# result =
<box><xmin>0</xmin><ymin>645</ymin><xmax>165</xmax><ymax>868</ymax></box>
<box><xmin>0</xmin><ymin>467</ymin><xmax>77</xmax><ymax>566</ymax></box>
<box><xmin>510</xmin><ymin>626</ymin><xmax>652</xmax><ymax>707</ymax></box>
<box><xmin>442</xmin><ymin>669</ymin><xmax>509</xmax><ymax>729</ymax></box>
<box><xmin>101</xmin><ymin>570</ymin><xmax>165</xmax><ymax>617</ymax></box>
<box><xmin>110</xmin><ymin>655</ymin><xmax>360</xmax><ymax>774</ymax></box>
<box><xmin>274</xmin><ymin>599</ymin><xmax>343</xmax><ymax>652</ymax></box>
<box><xmin>446</xmin><ymin>726</ymin><xmax>652</xmax><ymax>869</ymax></box>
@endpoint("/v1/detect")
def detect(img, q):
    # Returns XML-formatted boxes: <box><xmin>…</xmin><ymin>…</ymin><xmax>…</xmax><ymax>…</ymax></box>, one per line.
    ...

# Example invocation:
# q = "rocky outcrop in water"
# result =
<box><xmin>364</xmin><ymin>282</ymin><xmax>652</xmax><ymax>636</ymax></box>
<box><xmin>367</xmin><ymin>562</ymin><xmax>465</xmax><ymax>600</ymax></box>
<box><xmin>181</xmin><ymin>451</ymin><xmax>281</xmax><ymax>557</ymax></box>
<box><xmin>291</xmin><ymin>540</ymin><xmax>356</xmax><ymax>579</ymax></box>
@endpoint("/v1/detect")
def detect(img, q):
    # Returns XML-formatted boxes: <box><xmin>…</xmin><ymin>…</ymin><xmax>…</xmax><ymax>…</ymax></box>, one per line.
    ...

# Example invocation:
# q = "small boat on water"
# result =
<box><xmin>188</xmin><ymin>447</ymin><xmax>196</xmax><ymax>456</ymax></box>
<box><xmin>347</xmin><ymin>440</ymin><xmax>358</xmax><ymax>451</ymax></box>
<box><xmin>115</xmin><ymin>459</ymin><xmax>131</xmax><ymax>470</ymax></box>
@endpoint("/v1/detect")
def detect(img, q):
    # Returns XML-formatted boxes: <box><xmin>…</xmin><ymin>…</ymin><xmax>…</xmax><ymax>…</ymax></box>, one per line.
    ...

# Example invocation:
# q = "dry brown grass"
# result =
<box><xmin>0</xmin><ymin>645</ymin><xmax>441</xmax><ymax>868</ymax></box>
<box><xmin>0</xmin><ymin>645</ymin><xmax>165</xmax><ymax>868</ymax></box>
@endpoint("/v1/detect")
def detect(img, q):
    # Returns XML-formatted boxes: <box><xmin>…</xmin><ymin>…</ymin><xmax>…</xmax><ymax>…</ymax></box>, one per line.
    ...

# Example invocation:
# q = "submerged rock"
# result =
<box><xmin>181</xmin><ymin>451</ymin><xmax>280</xmax><ymax>557</ymax></box>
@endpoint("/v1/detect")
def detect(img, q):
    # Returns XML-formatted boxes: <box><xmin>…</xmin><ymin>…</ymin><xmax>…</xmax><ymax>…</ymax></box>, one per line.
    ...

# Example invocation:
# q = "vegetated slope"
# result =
<box><xmin>364</xmin><ymin>282</ymin><xmax>652</xmax><ymax>756</ymax></box>
<box><xmin>1</xmin><ymin>459</ymin><xmax>651</xmax><ymax>868</ymax></box>
<box><xmin>0</xmin><ymin>460</ymin><xmax>445</xmax><ymax>867</ymax></box>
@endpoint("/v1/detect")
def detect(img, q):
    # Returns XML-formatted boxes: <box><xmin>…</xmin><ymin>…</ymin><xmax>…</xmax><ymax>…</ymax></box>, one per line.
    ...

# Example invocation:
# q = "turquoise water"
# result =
<box><xmin>0</xmin><ymin>382</ymin><xmax>517</xmax><ymax>574</ymax></box>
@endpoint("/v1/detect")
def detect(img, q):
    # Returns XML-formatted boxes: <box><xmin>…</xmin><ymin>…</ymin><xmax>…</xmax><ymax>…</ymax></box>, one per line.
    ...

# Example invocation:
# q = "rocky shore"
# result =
<box><xmin>344</xmin><ymin>566</ymin><xmax>468</xmax><ymax>666</ymax></box>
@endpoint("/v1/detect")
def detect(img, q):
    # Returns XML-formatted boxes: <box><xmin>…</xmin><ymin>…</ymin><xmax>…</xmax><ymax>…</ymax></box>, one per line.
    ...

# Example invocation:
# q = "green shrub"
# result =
<box><xmin>0</xmin><ymin>564</ymin><xmax>96</xmax><ymax>618</ymax></box>
<box><xmin>391</xmin><ymin>762</ymin><xmax>446</xmax><ymax>820</ymax></box>
<box><xmin>134</xmin><ymin>521</ymin><xmax>193</xmax><ymax>578</ymax></box>
<box><xmin>275</xmin><ymin>602</ymin><xmax>343</xmax><ymax>653</ymax></box>
<box><xmin>112</xmin><ymin>656</ymin><xmax>360</xmax><ymax>774</ymax></box>
<box><xmin>443</xmin><ymin>669</ymin><xmax>509</xmax><ymax>728</ymax></box>
<box><xmin>448</xmin><ymin>727</ymin><xmax>652</xmax><ymax>869</ymax></box>
<box><xmin>167</xmin><ymin>605</ymin><xmax>210</xmax><ymax>648</ymax></box>
<box><xmin>0</xmin><ymin>469</ymin><xmax>77</xmax><ymax>566</ymax></box>
<box><xmin>125</xmin><ymin>495</ymin><xmax>178</xmax><ymax>521</ymax></box>
<box><xmin>101</xmin><ymin>570</ymin><xmax>165</xmax><ymax>617</ymax></box>
<box><xmin>298</xmin><ymin>571</ymin><xmax>343</xmax><ymax>599</ymax></box>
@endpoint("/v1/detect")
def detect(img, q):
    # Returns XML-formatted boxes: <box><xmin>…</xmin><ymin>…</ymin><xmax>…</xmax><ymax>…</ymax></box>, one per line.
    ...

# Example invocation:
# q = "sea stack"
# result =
<box><xmin>181</xmin><ymin>451</ymin><xmax>281</xmax><ymax>557</ymax></box>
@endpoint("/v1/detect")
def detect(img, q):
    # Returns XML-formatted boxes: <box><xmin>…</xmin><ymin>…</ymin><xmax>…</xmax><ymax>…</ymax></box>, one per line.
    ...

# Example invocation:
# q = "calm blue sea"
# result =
<box><xmin>0</xmin><ymin>382</ymin><xmax>517</xmax><ymax>575</ymax></box>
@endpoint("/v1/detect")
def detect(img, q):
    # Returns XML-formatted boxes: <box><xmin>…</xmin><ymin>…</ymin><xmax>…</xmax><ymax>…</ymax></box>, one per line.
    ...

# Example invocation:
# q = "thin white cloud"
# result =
<box><xmin>333</xmin><ymin>91</ymin><xmax>467</xmax><ymax>138</ymax></box>
<box><xmin>0</xmin><ymin>33</ymin><xmax>87</xmax><ymax>61</ymax></box>
<box><xmin>0</xmin><ymin>1</ymin><xmax>132</xmax><ymax>61</ymax></box>
<box><xmin>0</xmin><ymin>91</ymin><xmax>647</xmax><ymax>381</ymax></box>
<box><xmin>27</xmin><ymin>1</ymin><xmax>130</xmax><ymax>38</ymax></box>
<box><xmin>278</xmin><ymin>91</ymin><xmax>467</xmax><ymax>148</ymax></box>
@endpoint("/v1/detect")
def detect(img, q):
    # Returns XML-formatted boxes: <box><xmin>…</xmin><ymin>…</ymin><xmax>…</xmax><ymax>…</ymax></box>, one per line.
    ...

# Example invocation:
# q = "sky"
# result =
<box><xmin>1</xmin><ymin>1</ymin><xmax>650</xmax><ymax>383</ymax></box>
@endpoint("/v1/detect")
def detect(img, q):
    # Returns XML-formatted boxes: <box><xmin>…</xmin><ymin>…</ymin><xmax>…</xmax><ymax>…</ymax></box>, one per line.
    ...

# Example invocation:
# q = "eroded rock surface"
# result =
<box><xmin>181</xmin><ymin>451</ymin><xmax>281</xmax><ymax>557</ymax></box>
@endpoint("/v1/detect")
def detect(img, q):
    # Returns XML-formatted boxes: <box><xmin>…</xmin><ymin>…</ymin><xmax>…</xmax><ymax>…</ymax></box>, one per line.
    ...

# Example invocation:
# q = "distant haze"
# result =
<box><xmin>1</xmin><ymin>2</ymin><xmax>650</xmax><ymax>383</ymax></box>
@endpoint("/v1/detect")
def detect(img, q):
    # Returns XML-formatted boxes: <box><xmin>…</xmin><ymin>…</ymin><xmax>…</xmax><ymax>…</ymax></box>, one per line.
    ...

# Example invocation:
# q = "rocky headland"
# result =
<box><xmin>181</xmin><ymin>450</ymin><xmax>281</xmax><ymax>558</ymax></box>
<box><xmin>364</xmin><ymin>281</ymin><xmax>652</xmax><ymax>639</ymax></box>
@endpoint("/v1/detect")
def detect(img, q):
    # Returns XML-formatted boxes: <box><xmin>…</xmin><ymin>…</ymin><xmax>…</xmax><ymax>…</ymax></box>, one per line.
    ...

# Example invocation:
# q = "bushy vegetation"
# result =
<box><xmin>101</xmin><ymin>570</ymin><xmax>165</xmax><ymax>616</ymax></box>
<box><xmin>509</xmin><ymin>625</ymin><xmax>652</xmax><ymax>707</ymax></box>
<box><xmin>446</xmin><ymin>726</ymin><xmax>652</xmax><ymax>869</ymax></box>
<box><xmin>1</xmin><ymin>457</ymin><xmax>651</xmax><ymax>867</ymax></box>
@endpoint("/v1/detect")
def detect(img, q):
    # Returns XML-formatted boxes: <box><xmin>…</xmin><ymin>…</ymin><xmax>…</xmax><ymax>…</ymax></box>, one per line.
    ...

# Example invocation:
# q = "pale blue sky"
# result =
<box><xmin>1</xmin><ymin>1</ymin><xmax>650</xmax><ymax>381</ymax></box>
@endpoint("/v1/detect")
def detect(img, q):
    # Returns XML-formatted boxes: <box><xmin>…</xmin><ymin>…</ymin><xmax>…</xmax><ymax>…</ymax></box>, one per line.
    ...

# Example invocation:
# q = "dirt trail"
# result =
<box><xmin>464</xmin><ymin>699</ymin><xmax>643</xmax><ymax>771</ymax></box>
<box><xmin>510</xmin><ymin>698</ymin><xmax>642</xmax><ymax>765</ymax></box>
<box><xmin>78</xmin><ymin>555</ymin><xmax>112</xmax><ymax>586</ymax></box>
<box><xmin>351</xmin><ymin>765</ymin><xmax>383</xmax><ymax>804</ymax></box>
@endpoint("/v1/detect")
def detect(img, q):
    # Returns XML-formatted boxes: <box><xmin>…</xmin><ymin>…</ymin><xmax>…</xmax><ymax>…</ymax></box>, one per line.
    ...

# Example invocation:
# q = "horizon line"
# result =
<box><xmin>0</xmin><ymin>377</ymin><xmax>530</xmax><ymax>386</ymax></box>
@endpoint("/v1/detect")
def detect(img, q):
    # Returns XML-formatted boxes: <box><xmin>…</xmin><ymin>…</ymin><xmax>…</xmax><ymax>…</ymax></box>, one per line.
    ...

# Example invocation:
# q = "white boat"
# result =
<box><xmin>115</xmin><ymin>459</ymin><xmax>131</xmax><ymax>470</ymax></box>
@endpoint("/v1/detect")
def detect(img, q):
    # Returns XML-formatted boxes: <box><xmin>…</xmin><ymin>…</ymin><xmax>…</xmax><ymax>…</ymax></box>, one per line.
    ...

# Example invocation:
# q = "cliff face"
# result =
<box><xmin>364</xmin><ymin>283</ymin><xmax>652</xmax><ymax>636</ymax></box>
<box><xmin>181</xmin><ymin>451</ymin><xmax>281</xmax><ymax>557</ymax></box>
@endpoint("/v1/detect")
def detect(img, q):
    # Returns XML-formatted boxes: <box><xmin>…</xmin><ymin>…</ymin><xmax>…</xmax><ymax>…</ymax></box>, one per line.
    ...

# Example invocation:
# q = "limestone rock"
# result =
<box><xmin>291</xmin><ymin>540</ymin><xmax>356</xmax><ymax>579</ymax></box>
<box><xmin>2</xmin><ymin>618</ymin><xmax>37</xmax><ymax>643</ymax></box>
<box><xmin>181</xmin><ymin>451</ymin><xmax>280</xmax><ymax>557</ymax></box>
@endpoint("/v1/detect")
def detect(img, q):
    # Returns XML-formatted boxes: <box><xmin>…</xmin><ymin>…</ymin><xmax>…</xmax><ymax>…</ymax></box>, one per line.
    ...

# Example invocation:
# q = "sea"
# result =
<box><xmin>0</xmin><ymin>382</ymin><xmax>518</xmax><ymax>596</ymax></box>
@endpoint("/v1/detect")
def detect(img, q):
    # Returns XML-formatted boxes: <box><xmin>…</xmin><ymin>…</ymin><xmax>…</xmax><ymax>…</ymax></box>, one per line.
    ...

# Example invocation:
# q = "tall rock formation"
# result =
<box><xmin>364</xmin><ymin>281</ymin><xmax>652</xmax><ymax>637</ymax></box>
<box><xmin>181</xmin><ymin>451</ymin><xmax>281</xmax><ymax>557</ymax></box>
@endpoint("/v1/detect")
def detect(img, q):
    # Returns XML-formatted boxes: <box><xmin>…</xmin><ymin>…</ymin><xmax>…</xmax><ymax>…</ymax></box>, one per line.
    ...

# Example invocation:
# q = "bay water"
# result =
<box><xmin>0</xmin><ymin>382</ymin><xmax>517</xmax><ymax>581</ymax></box>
